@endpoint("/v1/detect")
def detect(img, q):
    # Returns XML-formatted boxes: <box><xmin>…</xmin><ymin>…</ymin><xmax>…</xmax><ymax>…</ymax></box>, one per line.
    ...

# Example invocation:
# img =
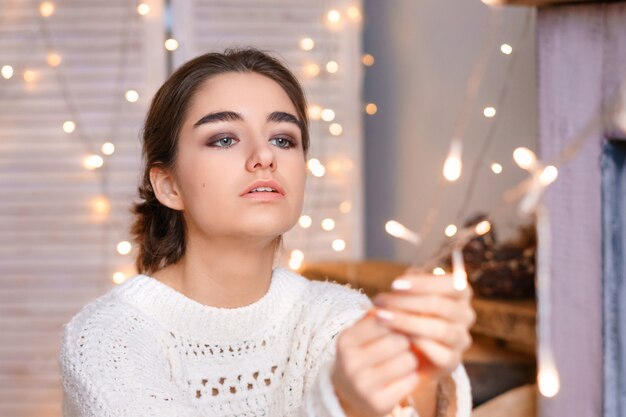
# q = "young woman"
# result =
<box><xmin>59</xmin><ymin>48</ymin><xmax>475</xmax><ymax>417</ymax></box>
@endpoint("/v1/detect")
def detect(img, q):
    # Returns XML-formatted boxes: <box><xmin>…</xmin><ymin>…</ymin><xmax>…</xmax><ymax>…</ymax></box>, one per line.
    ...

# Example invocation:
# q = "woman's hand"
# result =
<box><xmin>372</xmin><ymin>272</ymin><xmax>476</xmax><ymax>383</ymax></box>
<box><xmin>331</xmin><ymin>313</ymin><xmax>422</xmax><ymax>417</ymax></box>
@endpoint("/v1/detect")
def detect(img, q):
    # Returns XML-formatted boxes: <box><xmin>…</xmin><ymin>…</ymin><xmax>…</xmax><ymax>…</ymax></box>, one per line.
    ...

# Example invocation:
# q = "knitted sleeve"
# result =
<box><xmin>59</xmin><ymin>301</ymin><xmax>203</xmax><ymax>417</ymax></box>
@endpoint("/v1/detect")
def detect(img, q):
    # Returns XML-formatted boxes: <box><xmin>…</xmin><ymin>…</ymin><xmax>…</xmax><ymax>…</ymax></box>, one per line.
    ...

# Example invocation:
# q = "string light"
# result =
<box><xmin>112</xmin><ymin>272</ymin><xmax>126</xmax><ymax>284</ymax></box>
<box><xmin>513</xmin><ymin>147</ymin><xmax>537</xmax><ymax>170</ymax></box>
<box><xmin>83</xmin><ymin>155</ymin><xmax>104</xmax><ymax>170</ymax></box>
<box><xmin>321</xmin><ymin>109</ymin><xmax>335</xmax><ymax>122</ymax></box>
<box><xmin>299</xmin><ymin>38</ymin><xmax>315</xmax><ymax>51</ymax></box>
<box><xmin>365</xmin><ymin>103</ymin><xmax>378</xmax><ymax>115</ymax></box>
<box><xmin>91</xmin><ymin>196</ymin><xmax>110</xmax><ymax>216</ymax></box>
<box><xmin>298</xmin><ymin>215</ymin><xmax>312</xmax><ymax>228</ymax></box>
<box><xmin>475</xmin><ymin>220</ymin><xmax>492</xmax><ymax>235</ymax></box>
<box><xmin>137</xmin><ymin>3</ymin><xmax>150</xmax><ymax>15</ymax></box>
<box><xmin>23</xmin><ymin>70</ymin><xmax>37</xmax><ymax>83</ymax></box>
<box><xmin>1</xmin><ymin>65</ymin><xmax>13</xmax><ymax>79</ymax></box>
<box><xmin>329</xmin><ymin>123</ymin><xmax>343</xmax><ymax>136</ymax></box>
<box><xmin>307</xmin><ymin>105</ymin><xmax>322</xmax><ymax>120</ymax></box>
<box><xmin>539</xmin><ymin>165</ymin><xmax>558</xmax><ymax>186</ymax></box>
<box><xmin>500</xmin><ymin>44</ymin><xmax>513</xmax><ymax>55</ymax></box>
<box><xmin>433</xmin><ymin>267</ymin><xmax>446</xmax><ymax>276</ymax></box>
<box><xmin>321</xmin><ymin>218</ymin><xmax>336</xmax><ymax>231</ymax></box>
<box><xmin>326</xmin><ymin>61</ymin><xmax>339</xmax><ymax>73</ymax></box>
<box><xmin>332</xmin><ymin>239</ymin><xmax>346</xmax><ymax>251</ymax></box>
<box><xmin>362</xmin><ymin>54</ymin><xmax>375</xmax><ymax>66</ymax></box>
<box><xmin>164</xmin><ymin>38</ymin><xmax>179</xmax><ymax>51</ymax></box>
<box><xmin>307</xmin><ymin>158</ymin><xmax>326</xmax><ymax>177</ymax></box>
<box><xmin>289</xmin><ymin>249</ymin><xmax>305</xmax><ymax>269</ymax></box>
<box><xmin>451</xmin><ymin>249</ymin><xmax>468</xmax><ymax>290</ymax></box>
<box><xmin>339</xmin><ymin>201</ymin><xmax>351</xmax><ymax>213</ymax></box>
<box><xmin>483</xmin><ymin>107</ymin><xmax>496</xmax><ymax>118</ymax></box>
<box><xmin>491</xmin><ymin>162</ymin><xmax>503</xmax><ymax>174</ymax></box>
<box><xmin>385</xmin><ymin>220</ymin><xmax>421</xmax><ymax>245</ymax></box>
<box><xmin>125</xmin><ymin>89</ymin><xmax>139</xmax><ymax>103</ymax></box>
<box><xmin>327</xmin><ymin>10</ymin><xmax>341</xmax><ymax>23</ymax></box>
<box><xmin>346</xmin><ymin>6</ymin><xmax>362</xmax><ymax>22</ymax></box>
<box><xmin>443</xmin><ymin>140</ymin><xmax>463</xmax><ymax>182</ymax></box>
<box><xmin>101</xmin><ymin>142</ymin><xmax>115</xmax><ymax>155</ymax></box>
<box><xmin>445</xmin><ymin>224</ymin><xmax>457</xmax><ymax>237</ymax></box>
<box><xmin>62</xmin><ymin>121</ymin><xmax>76</xmax><ymax>133</ymax></box>
<box><xmin>304</xmin><ymin>63</ymin><xmax>320</xmax><ymax>78</ymax></box>
<box><xmin>47</xmin><ymin>52</ymin><xmax>62</xmax><ymax>67</ymax></box>
<box><xmin>39</xmin><ymin>1</ymin><xmax>55</xmax><ymax>17</ymax></box>
<box><xmin>116</xmin><ymin>241</ymin><xmax>132</xmax><ymax>255</ymax></box>
<box><xmin>538</xmin><ymin>364</ymin><xmax>560</xmax><ymax>397</ymax></box>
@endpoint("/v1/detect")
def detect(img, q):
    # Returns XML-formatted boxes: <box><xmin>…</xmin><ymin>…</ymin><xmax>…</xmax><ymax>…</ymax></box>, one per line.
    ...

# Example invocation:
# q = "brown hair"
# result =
<box><xmin>130</xmin><ymin>47</ymin><xmax>310</xmax><ymax>274</ymax></box>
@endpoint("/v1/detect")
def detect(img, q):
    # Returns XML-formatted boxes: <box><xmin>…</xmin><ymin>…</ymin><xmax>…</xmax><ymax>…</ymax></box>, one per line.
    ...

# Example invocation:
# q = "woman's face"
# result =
<box><xmin>168</xmin><ymin>72</ymin><xmax>307</xmax><ymax>243</ymax></box>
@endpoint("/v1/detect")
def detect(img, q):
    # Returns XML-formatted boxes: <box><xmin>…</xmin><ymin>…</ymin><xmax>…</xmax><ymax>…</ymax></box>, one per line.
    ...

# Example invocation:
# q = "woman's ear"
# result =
<box><xmin>149</xmin><ymin>166</ymin><xmax>185</xmax><ymax>211</ymax></box>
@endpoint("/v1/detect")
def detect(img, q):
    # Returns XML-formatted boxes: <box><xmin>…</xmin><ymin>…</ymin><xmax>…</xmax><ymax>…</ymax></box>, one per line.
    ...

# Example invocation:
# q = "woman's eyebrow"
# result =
<box><xmin>193</xmin><ymin>110</ymin><xmax>303</xmax><ymax>130</ymax></box>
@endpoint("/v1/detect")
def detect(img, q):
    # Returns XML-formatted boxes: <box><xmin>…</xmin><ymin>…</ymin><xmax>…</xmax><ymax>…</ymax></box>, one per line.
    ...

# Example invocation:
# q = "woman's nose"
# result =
<box><xmin>245</xmin><ymin>141</ymin><xmax>276</xmax><ymax>172</ymax></box>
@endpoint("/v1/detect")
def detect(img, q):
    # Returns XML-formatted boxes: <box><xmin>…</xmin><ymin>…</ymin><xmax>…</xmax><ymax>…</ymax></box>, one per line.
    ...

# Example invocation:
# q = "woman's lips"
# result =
<box><xmin>241</xmin><ymin>191</ymin><xmax>285</xmax><ymax>201</ymax></box>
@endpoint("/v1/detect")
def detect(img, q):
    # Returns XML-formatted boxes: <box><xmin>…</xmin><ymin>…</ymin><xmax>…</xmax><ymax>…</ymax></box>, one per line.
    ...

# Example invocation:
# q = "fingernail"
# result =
<box><xmin>391</xmin><ymin>279</ymin><xmax>412</xmax><ymax>291</ymax></box>
<box><xmin>376</xmin><ymin>309</ymin><xmax>394</xmax><ymax>321</ymax></box>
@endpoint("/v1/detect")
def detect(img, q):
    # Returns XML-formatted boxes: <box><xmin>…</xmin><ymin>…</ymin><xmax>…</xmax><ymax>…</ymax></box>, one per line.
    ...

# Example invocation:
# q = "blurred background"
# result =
<box><xmin>0</xmin><ymin>0</ymin><xmax>573</xmax><ymax>415</ymax></box>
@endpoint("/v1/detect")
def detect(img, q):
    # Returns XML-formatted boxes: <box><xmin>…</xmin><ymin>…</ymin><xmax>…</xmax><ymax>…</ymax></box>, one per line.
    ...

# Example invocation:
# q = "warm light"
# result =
<box><xmin>289</xmin><ymin>257</ymin><xmax>303</xmax><ymax>270</ymax></box>
<box><xmin>307</xmin><ymin>158</ymin><xmax>326</xmax><ymax>177</ymax></box>
<box><xmin>23</xmin><ymin>70</ymin><xmax>37</xmax><ymax>83</ymax></box>
<box><xmin>84</xmin><ymin>155</ymin><xmax>104</xmax><ymax>170</ymax></box>
<box><xmin>538</xmin><ymin>366</ymin><xmax>560</xmax><ymax>398</ymax></box>
<box><xmin>513</xmin><ymin>147</ymin><xmax>537</xmax><ymax>170</ymax></box>
<box><xmin>299</xmin><ymin>38</ymin><xmax>315</xmax><ymax>51</ymax></box>
<box><xmin>500</xmin><ymin>44</ymin><xmax>513</xmax><ymax>55</ymax></box>
<box><xmin>164</xmin><ymin>38</ymin><xmax>179</xmax><ymax>51</ymax></box>
<box><xmin>321</xmin><ymin>109</ymin><xmax>335</xmax><ymax>122</ymax></box>
<box><xmin>483</xmin><ymin>107</ymin><xmax>496</xmax><ymax>118</ymax></box>
<box><xmin>475</xmin><ymin>220</ymin><xmax>491</xmax><ymax>236</ymax></box>
<box><xmin>445</xmin><ymin>224</ymin><xmax>457</xmax><ymax>237</ymax></box>
<box><xmin>339</xmin><ymin>201</ymin><xmax>351</xmax><ymax>213</ymax></box>
<box><xmin>63</xmin><ymin>121</ymin><xmax>76</xmax><ymax>133</ymax></box>
<box><xmin>91</xmin><ymin>196</ymin><xmax>110</xmax><ymax>215</ymax></box>
<box><xmin>452</xmin><ymin>249</ymin><xmax>468</xmax><ymax>291</ymax></box>
<box><xmin>326</xmin><ymin>61</ymin><xmax>339</xmax><ymax>73</ymax></box>
<box><xmin>433</xmin><ymin>267</ymin><xmax>446</xmax><ymax>276</ymax></box>
<box><xmin>101</xmin><ymin>142</ymin><xmax>115</xmax><ymax>155</ymax></box>
<box><xmin>327</xmin><ymin>10</ymin><xmax>341</xmax><ymax>23</ymax></box>
<box><xmin>299</xmin><ymin>215</ymin><xmax>312</xmax><ymax>228</ymax></box>
<box><xmin>443</xmin><ymin>140</ymin><xmax>463</xmax><ymax>182</ymax></box>
<box><xmin>362</xmin><ymin>54</ymin><xmax>375</xmax><ymax>66</ymax></box>
<box><xmin>332</xmin><ymin>239</ymin><xmax>346</xmax><ymax>251</ymax></box>
<box><xmin>491</xmin><ymin>163</ymin><xmax>503</xmax><ymax>174</ymax></box>
<box><xmin>385</xmin><ymin>220</ymin><xmax>421</xmax><ymax>245</ymax></box>
<box><xmin>308</xmin><ymin>105</ymin><xmax>322</xmax><ymax>120</ymax></box>
<box><xmin>137</xmin><ymin>3</ymin><xmax>150</xmax><ymax>15</ymax></box>
<box><xmin>291</xmin><ymin>249</ymin><xmax>304</xmax><ymax>262</ymax></box>
<box><xmin>125</xmin><ymin>89</ymin><xmax>139</xmax><ymax>103</ymax></box>
<box><xmin>47</xmin><ymin>53</ymin><xmax>62</xmax><ymax>67</ymax></box>
<box><xmin>329</xmin><ymin>123</ymin><xmax>343</xmax><ymax>136</ymax></box>
<box><xmin>347</xmin><ymin>6</ymin><xmax>362</xmax><ymax>22</ymax></box>
<box><xmin>539</xmin><ymin>165</ymin><xmax>558</xmax><ymax>186</ymax></box>
<box><xmin>304</xmin><ymin>63</ymin><xmax>320</xmax><ymax>78</ymax></box>
<box><xmin>117</xmin><ymin>241</ymin><xmax>132</xmax><ymax>255</ymax></box>
<box><xmin>39</xmin><ymin>1</ymin><xmax>55</xmax><ymax>17</ymax></box>
<box><xmin>321</xmin><ymin>218</ymin><xmax>336</xmax><ymax>231</ymax></box>
<box><xmin>365</xmin><ymin>103</ymin><xmax>378</xmax><ymax>115</ymax></box>
<box><xmin>112</xmin><ymin>272</ymin><xmax>126</xmax><ymax>284</ymax></box>
<box><xmin>1</xmin><ymin>65</ymin><xmax>13</xmax><ymax>79</ymax></box>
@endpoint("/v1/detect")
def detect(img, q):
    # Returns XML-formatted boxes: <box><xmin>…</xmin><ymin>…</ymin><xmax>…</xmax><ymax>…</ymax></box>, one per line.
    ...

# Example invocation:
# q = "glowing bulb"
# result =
<box><xmin>327</xmin><ymin>10</ymin><xmax>341</xmax><ymax>23</ymax></box>
<box><xmin>1</xmin><ymin>65</ymin><xmax>13</xmax><ymax>79</ymax></box>
<box><xmin>304</xmin><ymin>63</ymin><xmax>320</xmax><ymax>78</ymax></box>
<box><xmin>326</xmin><ymin>61</ymin><xmax>339</xmax><ymax>73</ymax></box>
<box><xmin>385</xmin><ymin>220</ymin><xmax>421</xmax><ymax>245</ymax></box>
<box><xmin>500</xmin><ymin>44</ymin><xmax>513</xmax><ymax>55</ymax></box>
<box><xmin>321</xmin><ymin>218</ymin><xmax>336</xmax><ymax>231</ymax></box>
<box><xmin>289</xmin><ymin>257</ymin><xmax>303</xmax><ymax>270</ymax></box>
<box><xmin>291</xmin><ymin>249</ymin><xmax>304</xmax><ymax>261</ymax></box>
<box><xmin>39</xmin><ymin>1</ymin><xmax>55</xmax><ymax>17</ymax></box>
<box><xmin>321</xmin><ymin>109</ymin><xmax>335</xmax><ymax>122</ymax></box>
<box><xmin>491</xmin><ymin>163</ymin><xmax>503</xmax><ymax>174</ymax></box>
<box><xmin>362</xmin><ymin>54</ymin><xmax>375</xmax><ymax>66</ymax></box>
<box><xmin>332</xmin><ymin>239</ymin><xmax>346</xmax><ymax>251</ymax></box>
<box><xmin>475</xmin><ymin>220</ymin><xmax>491</xmax><ymax>236</ymax></box>
<box><xmin>307</xmin><ymin>158</ymin><xmax>326</xmax><ymax>177</ymax></box>
<box><xmin>299</xmin><ymin>215</ymin><xmax>312</xmax><ymax>228</ymax></box>
<box><xmin>329</xmin><ymin>123</ymin><xmax>343</xmax><ymax>136</ymax></box>
<box><xmin>91</xmin><ymin>196</ymin><xmax>110</xmax><ymax>215</ymax></box>
<box><xmin>513</xmin><ymin>147</ymin><xmax>537</xmax><ymax>170</ymax></box>
<box><xmin>63</xmin><ymin>121</ymin><xmax>76</xmax><ymax>133</ymax></box>
<box><xmin>47</xmin><ymin>53</ymin><xmax>62</xmax><ymax>67</ymax></box>
<box><xmin>539</xmin><ymin>165</ymin><xmax>558</xmax><ymax>186</ymax></box>
<box><xmin>347</xmin><ymin>6</ymin><xmax>362</xmax><ymax>22</ymax></box>
<box><xmin>443</xmin><ymin>140</ymin><xmax>462</xmax><ymax>182</ymax></box>
<box><xmin>483</xmin><ymin>107</ymin><xmax>496</xmax><ymax>118</ymax></box>
<box><xmin>101</xmin><ymin>142</ymin><xmax>115</xmax><ymax>155</ymax></box>
<box><xmin>137</xmin><ymin>3</ymin><xmax>150</xmax><ymax>15</ymax></box>
<box><xmin>433</xmin><ymin>267</ymin><xmax>446</xmax><ymax>276</ymax></box>
<box><xmin>452</xmin><ymin>249</ymin><xmax>468</xmax><ymax>291</ymax></box>
<box><xmin>84</xmin><ymin>155</ymin><xmax>104</xmax><ymax>170</ymax></box>
<box><xmin>112</xmin><ymin>272</ymin><xmax>126</xmax><ymax>284</ymax></box>
<box><xmin>116</xmin><ymin>241</ymin><xmax>132</xmax><ymax>255</ymax></box>
<box><xmin>538</xmin><ymin>366</ymin><xmax>560</xmax><ymax>398</ymax></box>
<box><xmin>445</xmin><ymin>224</ymin><xmax>457</xmax><ymax>237</ymax></box>
<box><xmin>308</xmin><ymin>105</ymin><xmax>322</xmax><ymax>120</ymax></box>
<box><xmin>164</xmin><ymin>38</ymin><xmax>179</xmax><ymax>51</ymax></box>
<box><xmin>125</xmin><ymin>89</ymin><xmax>139</xmax><ymax>102</ymax></box>
<box><xmin>365</xmin><ymin>103</ymin><xmax>378</xmax><ymax>115</ymax></box>
<box><xmin>339</xmin><ymin>201</ymin><xmax>351</xmax><ymax>213</ymax></box>
<box><xmin>23</xmin><ymin>70</ymin><xmax>37</xmax><ymax>83</ymax></box>
<box><xmin>299</xmin><ymin>38</ymin><xmax>315</xmax><ymax>51</ymax></box>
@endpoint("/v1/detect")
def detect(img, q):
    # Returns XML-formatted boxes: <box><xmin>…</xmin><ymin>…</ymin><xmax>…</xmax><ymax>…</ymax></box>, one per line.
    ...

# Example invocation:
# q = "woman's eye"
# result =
<box><xmin>270</xmin><ymin>137</ymin><xmax>295</xmax><ymax>149</ymax></box>
<box><xmin>210</xmin><ymin>137</ymin><xmax>238</xmax><ymax>148</ymax></box>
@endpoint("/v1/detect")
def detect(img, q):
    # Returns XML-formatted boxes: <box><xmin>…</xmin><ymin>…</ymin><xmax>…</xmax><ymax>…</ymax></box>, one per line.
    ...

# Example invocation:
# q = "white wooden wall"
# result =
<box><xmin>0</xmin><ymin>1</ymin><xmax>363</xmax><ymax>416</ymax></box>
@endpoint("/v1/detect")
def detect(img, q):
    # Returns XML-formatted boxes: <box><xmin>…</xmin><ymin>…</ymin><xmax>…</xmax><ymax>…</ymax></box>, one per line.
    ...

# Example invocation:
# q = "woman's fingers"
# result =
<box><xmin>410</xmin><ymin>337</ymin><xmax>465</xmax><ymax>374</ymax></box>
<box><xmin>356</xmin><ymin>332</ymin><xmax>412</xmax><ymax>369</ymax></box>
<box><xmin>372</xmin><ymin>293</ymin><xmax>476</xmax><ymax>327</ymax></box>
<box><xmin>390</xmin><ymin>274</ymin><xmax>473</xmax><ymax>300</ymax></box>
<box><xmin>338</xmin><ymin>313</ymin><xmax>393</xmax><ymax>350</ymax></box>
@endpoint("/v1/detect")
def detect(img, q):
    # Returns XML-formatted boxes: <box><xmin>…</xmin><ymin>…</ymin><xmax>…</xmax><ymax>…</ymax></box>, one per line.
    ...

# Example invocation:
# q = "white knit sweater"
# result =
<box><xmin>59</xmin><ymin>267</ymin><xmax>472</xmax><ymax>417</ymax></box>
